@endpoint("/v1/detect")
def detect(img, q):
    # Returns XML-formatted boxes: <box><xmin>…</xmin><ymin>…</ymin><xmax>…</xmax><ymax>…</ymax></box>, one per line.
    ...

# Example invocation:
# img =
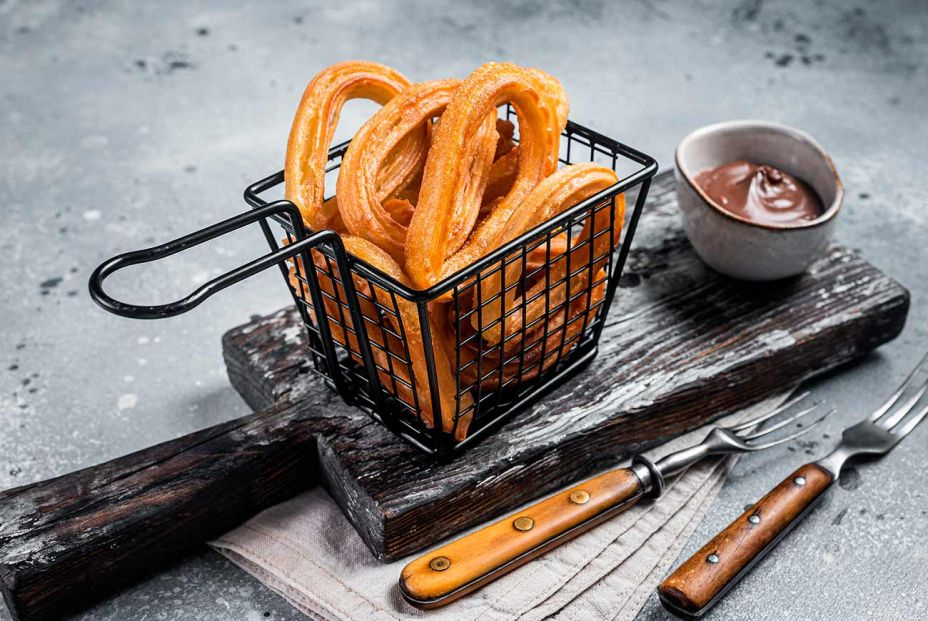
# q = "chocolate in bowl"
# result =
<box><xmin>674</xmin><ymin>120</ymin><xmax>844</xmax><ymax>281</ymax></box>
<box><xmin>694</xmin><ymin>160</ymin><xmax>824</xmax><ymax>226</ymax></box>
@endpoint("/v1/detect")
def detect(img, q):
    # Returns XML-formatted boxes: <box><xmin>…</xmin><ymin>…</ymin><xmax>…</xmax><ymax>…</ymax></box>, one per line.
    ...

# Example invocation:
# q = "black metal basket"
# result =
<box><xmin>90</xmin><ymin>108</ymin><xmax>657</xmax><ymax>458</ymax></box>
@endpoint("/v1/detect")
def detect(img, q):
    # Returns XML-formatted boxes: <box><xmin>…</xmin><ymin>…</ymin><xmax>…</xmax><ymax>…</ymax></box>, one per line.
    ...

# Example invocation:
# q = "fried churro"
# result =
<box><xmin>406</xmin><ymin>62</ymin><xmax>568</xmax><ymax>290</ymax></box>
<box><xmin>284</xmin><ymin>60</ymin><xmax>624</xmax><ymax>440</ymax></box>
<box><xmin>285</xmin><ymin>61</ymin><xmax>428</xmax><ymax>231</ymax></box>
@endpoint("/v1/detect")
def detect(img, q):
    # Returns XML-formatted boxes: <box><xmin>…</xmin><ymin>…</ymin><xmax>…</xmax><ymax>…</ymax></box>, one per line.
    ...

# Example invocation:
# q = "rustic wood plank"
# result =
<box><xmin>0</xmin><ymin>172</ymin><xmax>909</xmax><ymax>621</ymax></box>
<box><xmin>223</xmin><ymin>172</ymin><xmax>909</xmax><ymax>560</ymax></box>
<box><xmin>0</xmin><ymin>401</ymin><xmax>323</xmax><ymax>621</ymax></box>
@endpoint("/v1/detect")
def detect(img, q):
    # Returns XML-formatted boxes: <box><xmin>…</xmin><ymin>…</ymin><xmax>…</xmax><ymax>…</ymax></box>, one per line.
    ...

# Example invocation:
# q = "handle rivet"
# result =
<box><xmin>513</xmin><ymin>516</ymin><xmax>535</xmax><ymax>531</ymax></box>
<box><xmin>707</xmin><ymin>553</ymin><xmax>720</xmax><ymax>564</ymax></box>
<box><xmin>569</xmin><ymin>490</ymin><xmax>591</xmax><ymax>504</ymax></box>
<box><xmin>748</xmin><ymin>514</ymin><xmax>761</xmax><ymax>525</ymax></box>
<box><xmin>794</xmin><ymin>476</ymin><xmax>807</xmax><ymax>486</ymax></box>
<box><xmin>429</xmin><ymin>556</ymin><xmax>451</xmax><ymax>571</ymax></box>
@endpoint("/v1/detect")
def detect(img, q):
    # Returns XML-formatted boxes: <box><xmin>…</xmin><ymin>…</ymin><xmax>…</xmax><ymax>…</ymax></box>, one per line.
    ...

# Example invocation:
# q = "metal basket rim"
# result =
<box><xmin>244</xmin><ymin>118</ymin><xmax>658</xmax><ymax>302</ymax></box>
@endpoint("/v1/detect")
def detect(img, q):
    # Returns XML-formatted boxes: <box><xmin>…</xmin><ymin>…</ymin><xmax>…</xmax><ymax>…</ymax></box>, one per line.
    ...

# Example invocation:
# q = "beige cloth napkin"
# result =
<box><xmin>211</xmin><ymin>393</ymin><xmax>788</xmax><ymax>621</ymax></box>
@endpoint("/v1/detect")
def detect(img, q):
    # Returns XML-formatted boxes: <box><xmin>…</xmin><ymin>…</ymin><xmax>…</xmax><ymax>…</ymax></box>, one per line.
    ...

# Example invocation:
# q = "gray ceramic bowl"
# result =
<box><xmin>675</xmin><ymin>120</ymin><xmax>844</xmax><ymax>281</ymax></box>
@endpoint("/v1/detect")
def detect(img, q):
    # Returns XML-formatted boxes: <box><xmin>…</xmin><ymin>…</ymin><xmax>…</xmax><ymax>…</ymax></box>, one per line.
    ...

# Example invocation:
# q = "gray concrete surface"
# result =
<box><xmin>1</xmin><ymin>0</ymin><xmax>926</xmax><ymax>619</ymax></box>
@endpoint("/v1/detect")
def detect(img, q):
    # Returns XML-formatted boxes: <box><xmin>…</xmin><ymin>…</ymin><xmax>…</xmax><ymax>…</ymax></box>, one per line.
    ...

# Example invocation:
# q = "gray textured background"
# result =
<box><xmin>1</xmin><ymin>0</ymin><xmax>926</xmax><ymax>619</ymax></box>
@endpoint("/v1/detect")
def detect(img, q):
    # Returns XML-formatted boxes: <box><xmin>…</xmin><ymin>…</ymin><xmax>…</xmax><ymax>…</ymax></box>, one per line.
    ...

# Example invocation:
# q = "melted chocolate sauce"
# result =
<box><xmin>694</xmin><ymin>160</ymin><xmax>823</xmax><ymax>225</ymax></box>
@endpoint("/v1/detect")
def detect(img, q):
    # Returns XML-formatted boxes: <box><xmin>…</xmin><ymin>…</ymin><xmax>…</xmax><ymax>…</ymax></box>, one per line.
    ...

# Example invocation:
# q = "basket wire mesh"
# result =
<box><xmin>244</xmin><ymin>107</ymin><xmax>657</xmax><ymax>457</ymax></box>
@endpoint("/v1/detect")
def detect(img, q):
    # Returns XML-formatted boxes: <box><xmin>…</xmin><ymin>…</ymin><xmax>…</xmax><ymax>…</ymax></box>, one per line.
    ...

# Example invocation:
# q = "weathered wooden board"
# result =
<box><xmin>0</xmin><ymin>172</ymin><xmax>909</xmax><ymax>621</ymax></box>
<box><xmin>223</xmin><ymin>172</ymin><xmax>909</xmax><ymax>561</ymax></box>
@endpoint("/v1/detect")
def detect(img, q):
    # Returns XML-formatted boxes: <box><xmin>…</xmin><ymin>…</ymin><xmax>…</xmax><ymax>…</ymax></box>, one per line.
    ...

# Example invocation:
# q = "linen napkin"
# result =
<box><xmin>211</xmin><ymin>392</ymin><xmax>789</xmax><ymax>621</ymax></box>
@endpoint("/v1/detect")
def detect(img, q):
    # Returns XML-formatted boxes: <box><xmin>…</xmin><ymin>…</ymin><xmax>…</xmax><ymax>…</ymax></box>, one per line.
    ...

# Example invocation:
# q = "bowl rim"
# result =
<box><xmin>674</xmin><ymin>119</ymin><xmax>845</xmax><ymax>232</ymax></box>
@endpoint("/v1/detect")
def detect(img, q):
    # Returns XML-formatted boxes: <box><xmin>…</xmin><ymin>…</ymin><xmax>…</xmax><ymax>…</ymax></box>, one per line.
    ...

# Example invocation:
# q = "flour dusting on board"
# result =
<box><xmin>280</xmin><ymin>325</ymin><xmax>302</xmax><ymax>346</ymax></box>
<box><xmin>760</xmin><ymin>329</ymin><xmax>796</xmax><ymax>349</ymax></box>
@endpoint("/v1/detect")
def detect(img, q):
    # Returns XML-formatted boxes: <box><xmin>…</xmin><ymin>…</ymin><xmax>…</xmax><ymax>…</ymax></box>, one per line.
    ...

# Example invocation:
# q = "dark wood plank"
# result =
<box><xmin>0</xmin><ymin>401</ymin><xmax>321</xmax><ymax>621</ymax></box>
<box><xmin>0</xmin><ymin>172</ymin><xmax>909</xmax><ymax>621</ymax></box>
<box><xmin>223</xmin><ymin>172</ymin><xmax>909</xmax><ymax>560</ymax></box>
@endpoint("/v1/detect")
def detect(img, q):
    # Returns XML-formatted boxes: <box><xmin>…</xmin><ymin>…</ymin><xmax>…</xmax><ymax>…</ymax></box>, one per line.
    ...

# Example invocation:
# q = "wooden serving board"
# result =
<box><xmin>222</xmin><ymin>171</ymin><xmax>908</xmax><ymax>560</ymax></box>
<box><xmin>0</xmin><ymin>172</ymin><xmax>909</xmax><ymax>621</ymax></box>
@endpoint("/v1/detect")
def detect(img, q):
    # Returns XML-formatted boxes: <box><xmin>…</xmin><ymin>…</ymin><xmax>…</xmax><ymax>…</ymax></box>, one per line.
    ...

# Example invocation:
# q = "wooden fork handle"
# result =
<box><xmin>658</xmin><ymin>462</ymin><xmax>834</xmax><ymax>618</ymax></box>
<box><xmin>399</xmin><ymin>466</ymin><xmax>646</xmax><ymax>608</ymax></box>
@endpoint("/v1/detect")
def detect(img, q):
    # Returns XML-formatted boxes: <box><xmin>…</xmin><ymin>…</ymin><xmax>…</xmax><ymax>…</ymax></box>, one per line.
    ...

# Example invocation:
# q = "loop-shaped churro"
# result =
<box><xmin>280</xmin><ymin>60</ymin><xmax>636</xmax><ymax>443</ymax></box>
<box><xmin>406</xmin><ymin>62</ymin><xmax>568</xmax><ymax>289</ymax></box>
<box><xmin>483</xmin><ymin>146</ymin><xmax>520</xmax><ymax>209</ymax></box>
<box><xmin>472</xmin><ymin>163</ymin><xmax>621</xmax><ymax>345</ymax></box>
<box><xmin>340</xmin><ymin>237</ymin><xmax>471</xmax><ymax>438</ymax></box>
<box><xmin>285</xmin><ymin>61</ymin><xmax>428</xmax><ymax>231</ymax></box>
<box><xmin>288</xmin><ymin>239</ymin><xmax>471</xmax><ymax>437</ymax></box>
<box><xmin>456</xmin><ymin>269</ymin><xmax>606</xmax><ymax>390</ymax></box>
<box><xmin>336</xmin><ymin>80</ymin><xmax>460</xmax><ymax>262</ymax></box>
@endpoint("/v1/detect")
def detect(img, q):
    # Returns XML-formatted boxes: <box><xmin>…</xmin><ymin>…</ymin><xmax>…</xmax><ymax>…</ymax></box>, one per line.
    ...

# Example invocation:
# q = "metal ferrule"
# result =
<box><xmin>630</xmin><ymin>455</ymin><xmax>664</xmax><ymax>498</ymax></box>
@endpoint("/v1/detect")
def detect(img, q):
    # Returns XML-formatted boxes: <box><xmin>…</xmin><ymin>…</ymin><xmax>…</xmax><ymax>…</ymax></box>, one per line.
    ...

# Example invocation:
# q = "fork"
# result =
<box><xmin>658</xmin><ymin>351</ymin><xmax>928</xmax><ymax>618</ymax></box>
<box><xmin>399</xmin><ymin>394</ymin><xmax>830</xmax><ymax>608</ymax></box>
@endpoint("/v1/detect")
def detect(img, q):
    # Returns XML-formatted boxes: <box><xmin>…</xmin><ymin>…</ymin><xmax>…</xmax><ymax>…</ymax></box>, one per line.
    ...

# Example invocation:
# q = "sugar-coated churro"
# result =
<box><xmin>284</xmin><ymin>61</ymin><xmax>623</xmax><ymax>440</ymax></box>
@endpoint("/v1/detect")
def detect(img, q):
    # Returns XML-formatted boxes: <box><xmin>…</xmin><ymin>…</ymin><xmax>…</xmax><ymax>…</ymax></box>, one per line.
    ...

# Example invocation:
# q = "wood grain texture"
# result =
<box><xmin>400</xmin><ymin>467</ymin><xmax>643</xmax><ymax>607</ymax></box>
<box><xmin>224</xmin><ymin>173</ymin><xmax>909</xmax><ymax>562</ymax></box>
<box><xmin>658</xmin><ymin>463</ymin><xmax>834</xmax><ymax>616</ymax></box>
<box><xmin>0</xmin><ymin>172</ymin><xmax>909</xmax><ymax>620</ymax></box>
<box><xmin>0</xmin><ymin>401</ymin><xmax>322</xmax><ymax>621</ymax></box>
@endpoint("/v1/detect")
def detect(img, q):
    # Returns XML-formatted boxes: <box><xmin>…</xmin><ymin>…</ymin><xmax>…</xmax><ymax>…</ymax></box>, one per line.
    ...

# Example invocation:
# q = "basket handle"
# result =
<box><xmin>88</xmin><ymin>200</ymin><xmax>335</xmax><ymax>319</ymax></box>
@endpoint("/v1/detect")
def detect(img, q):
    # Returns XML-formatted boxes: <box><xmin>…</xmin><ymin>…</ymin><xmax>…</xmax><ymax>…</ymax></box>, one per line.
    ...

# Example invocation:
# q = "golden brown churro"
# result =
<box><xmin>473</xmin><ymin>163</ymin><xmax>622</xmax><ymax>345</ymax></box>
<box><xmin>336</xmin><ymin>80</ymin><xmax>460</xmax><ymax>262</ymax></box>
<box><xmin>405</xmin><ymin>62</ymin><xmax>568</xmax><ymax>290</ymax></box>
<box><xmin>340</xmin><ymin>236</ymin><xmax>471</xmax><ymax>438</ymax></box>
<box><xmin>284</xmin><ymin>60</ymin><xmax>622</xmax><ymax>440</ymax></box>
<box><xmin>285</xmin><ymin>61</ymin><xmax>428</xmax><ymax>231</ymax></box>
<box><xmin>456</xmin><ymin>270</ymin><xmax>606</xmax><ymax>390</ymax></box>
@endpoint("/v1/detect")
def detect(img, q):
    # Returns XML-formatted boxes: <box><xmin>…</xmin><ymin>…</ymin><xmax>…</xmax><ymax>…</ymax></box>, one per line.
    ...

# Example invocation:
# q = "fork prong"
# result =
<box><xmin>727</xmin><ymin>391</ymin><xmax>810</xmax><ymax>433</ymax></box>
<box><xmin>746</xmin><ymin>410</ymin><xmax>832</xmax><ymax>451</ymax></box>
<box><xmin>870</xmin><ymin>350</ymin><xmax>928</xmax><ymax>422</ymax></box>
<box><xmin>738</xmin><ymin>404</ymin><xmax>821</xmax><ymax>440</ymax></box>
<box><xmin>891</xmin><ymin>401</ymin><xmax>928</xmax><ymax>439</ymax></box>
<box><xmin>878</xmin><ymin>384</ymin><xmax>928</xmax><ymax>430</ymax></box>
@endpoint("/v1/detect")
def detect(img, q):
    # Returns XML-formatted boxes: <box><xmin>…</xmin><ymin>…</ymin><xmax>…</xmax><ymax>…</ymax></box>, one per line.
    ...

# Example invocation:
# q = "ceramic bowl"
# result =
<box><xmin>674</xmin><ymin>120</ymin><xmax>844</xmax><ymax>281</ymax></box>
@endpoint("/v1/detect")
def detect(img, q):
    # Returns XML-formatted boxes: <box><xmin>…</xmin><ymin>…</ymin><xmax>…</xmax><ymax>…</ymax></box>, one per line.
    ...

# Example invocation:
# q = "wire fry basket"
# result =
<box><xmin>90</xmin><ymin>107</ymin><xmax>657</xmax><ymax>458</ymax></box>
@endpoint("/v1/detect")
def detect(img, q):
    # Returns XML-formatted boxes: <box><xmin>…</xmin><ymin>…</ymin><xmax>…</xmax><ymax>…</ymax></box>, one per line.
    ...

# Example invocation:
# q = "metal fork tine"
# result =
<box><xmin>728</xmin><ymin>391</ymin><xmax>810</xmax><ymax>432</ymax></box>
<box><xmin>878</xmin><ymin>383</ymin><xmax>928</xmax><ymax>430</ymax></box>
<box><xmin>746</xmin><ymin>410</ymin><xmax>832</xmax><ymax>451</ymax></box>
<box><xmin>738</xmin><ymin>404</ymin><xmax>821</xmax><ymax>440</ymax></box>
<box><xmin>891</xmin><ymin>401</ymin><xmax>928</xmax><ymax>438</ymax></box>
<box><xmin>870</xmin><ymin>350</ymin><xmax>928</xmax><ymax>422</ymax></box>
